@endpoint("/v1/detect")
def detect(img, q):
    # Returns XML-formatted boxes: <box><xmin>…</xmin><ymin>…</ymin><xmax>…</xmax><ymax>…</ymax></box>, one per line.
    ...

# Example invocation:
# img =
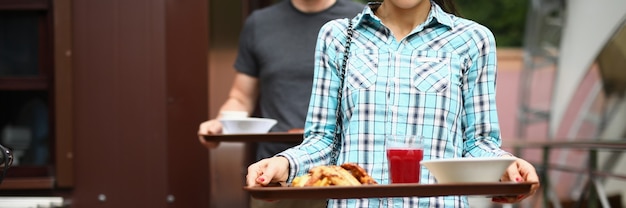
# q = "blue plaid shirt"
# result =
<box><xmin>279</xmin><ymin>2</ymin><xmax>510</xmax><ymax>207</ymax></box>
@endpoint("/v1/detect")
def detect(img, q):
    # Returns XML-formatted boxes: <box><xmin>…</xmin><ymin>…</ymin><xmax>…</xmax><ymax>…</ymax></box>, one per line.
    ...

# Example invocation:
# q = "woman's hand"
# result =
<box><xmin>197</xmin><ymin>119</ymin><xmax>223</xmax><ymax>148</ymax></box>
<box><xmin>246</xmin><ymin>157</ymin><xmax>290</xmax><ymax>187</ymax></box>
<box><xmin>492</xmin><ymin>156</ymin><xmax>541</xmax><ymax>204</ymax></box>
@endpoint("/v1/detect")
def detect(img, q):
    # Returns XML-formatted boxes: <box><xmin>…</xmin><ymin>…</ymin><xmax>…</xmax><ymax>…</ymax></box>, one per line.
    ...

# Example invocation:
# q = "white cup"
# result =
<box><xmin>220</xmin><ymin>111</ymin><xmax>249</xmax><ymax>119</ymax></box>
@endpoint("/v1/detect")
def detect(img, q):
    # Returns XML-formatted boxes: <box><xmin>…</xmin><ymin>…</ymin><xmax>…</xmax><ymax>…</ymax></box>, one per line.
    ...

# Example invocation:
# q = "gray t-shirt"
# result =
<box><xmin>234</xmin><ymin>0</ymin><xmax>363</xmax><ymax>160</ymax></box>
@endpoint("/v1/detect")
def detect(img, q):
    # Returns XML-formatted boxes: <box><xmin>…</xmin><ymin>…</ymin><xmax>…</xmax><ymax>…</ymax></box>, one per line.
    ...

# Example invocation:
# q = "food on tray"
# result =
<box><xmin>291</xmin><ymin>163</ymin><xmax>378</xmax><ymax>187</ymax></box>
<box><xmin>340</xmin><ymin>163</ymin><xmax>378</xmax><ymax>185</ymax></box>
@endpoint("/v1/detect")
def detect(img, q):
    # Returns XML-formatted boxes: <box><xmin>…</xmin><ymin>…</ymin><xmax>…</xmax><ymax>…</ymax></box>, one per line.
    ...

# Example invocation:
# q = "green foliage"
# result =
<box><xmin>456</xmin><ymin>0</ymin><xmax>528</xmax><ymax>47</ymax></box>
<box><xmin>351</xmin><ymin>0</ymin><xmax>528</xmax><ymax>47</ymax></box>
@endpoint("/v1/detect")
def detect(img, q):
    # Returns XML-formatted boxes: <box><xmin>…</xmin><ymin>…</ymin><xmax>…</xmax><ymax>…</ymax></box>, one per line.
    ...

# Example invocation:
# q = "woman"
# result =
<box><xmin>246</xmin><ymin>0</ymin><xmax>540</xmax><ymax>207</ymax></box>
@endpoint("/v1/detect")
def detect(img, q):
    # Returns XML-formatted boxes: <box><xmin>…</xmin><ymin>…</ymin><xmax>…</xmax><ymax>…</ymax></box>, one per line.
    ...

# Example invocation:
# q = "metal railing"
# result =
<box><xmin>512</xmin><ymin>140</ymin><xmax>626</xmax><ymax>208</ymax></box>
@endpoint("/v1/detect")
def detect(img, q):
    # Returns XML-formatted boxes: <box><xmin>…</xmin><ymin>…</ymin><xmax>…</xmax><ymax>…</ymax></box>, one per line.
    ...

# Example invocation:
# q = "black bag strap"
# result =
<box><xmin>330</xmin><ymin>20</ymin><xmax>353</xmax><ymax>165</ymax></box>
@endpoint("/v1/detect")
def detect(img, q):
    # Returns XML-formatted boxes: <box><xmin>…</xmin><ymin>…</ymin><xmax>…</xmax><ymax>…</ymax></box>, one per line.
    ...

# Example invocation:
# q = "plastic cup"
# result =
<box><xmin>386</xmin><ymin>135</ymin><xmax>423</xmax><ymax>183</ymax></box>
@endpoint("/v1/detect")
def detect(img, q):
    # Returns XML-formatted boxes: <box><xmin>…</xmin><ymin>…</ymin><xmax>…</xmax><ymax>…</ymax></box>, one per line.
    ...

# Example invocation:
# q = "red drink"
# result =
<box><xmin>387</xmin><ymin>148</ymin><xmax>424</xmax><ymax>183</ymax></box>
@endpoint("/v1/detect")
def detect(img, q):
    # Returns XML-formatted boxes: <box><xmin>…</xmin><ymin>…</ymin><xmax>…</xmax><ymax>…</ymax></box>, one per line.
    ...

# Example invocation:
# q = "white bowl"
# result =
<box><xmin>421</xmin><ymin>157</ymin><xmax>516</xmax><ymax>183</ymax></box>
<box><xmin>219</xmin><ymin>117</ymin><xmax>277</xmax><ymax>134</ymax></box>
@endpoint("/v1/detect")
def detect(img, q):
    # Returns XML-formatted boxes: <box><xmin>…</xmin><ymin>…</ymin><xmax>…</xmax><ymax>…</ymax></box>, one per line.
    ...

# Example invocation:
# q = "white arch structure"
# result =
<box><xmin>550</xmin><ymin>0</ymin><xmax>626</xmax><ymax>136</ymax></box>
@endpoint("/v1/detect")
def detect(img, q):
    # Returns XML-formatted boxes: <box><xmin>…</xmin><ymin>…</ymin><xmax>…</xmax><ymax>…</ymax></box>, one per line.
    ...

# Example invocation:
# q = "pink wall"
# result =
<box><xmin>496</xmin><ymin>48</ymin><xmax>607</xmax><ymax>204</ymax></box>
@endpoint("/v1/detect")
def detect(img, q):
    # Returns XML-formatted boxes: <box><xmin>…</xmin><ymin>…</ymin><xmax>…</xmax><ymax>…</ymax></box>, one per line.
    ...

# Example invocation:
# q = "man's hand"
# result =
<box><xmin>197</xmin><ymin>119</ymin><xmax>223</xmax><ymax>148</ymax></box>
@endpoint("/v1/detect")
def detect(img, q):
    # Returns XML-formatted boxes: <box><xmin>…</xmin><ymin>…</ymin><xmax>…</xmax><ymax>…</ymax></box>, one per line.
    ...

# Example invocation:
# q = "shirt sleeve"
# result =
<box><xmin>461</xmin><ymin>24</ymin><xmax>510</xmax><ymax>158</ymax></box>
<box><xmin>277</xmin><ymin>19</ymin><xmax>349</xmax><ymax>182</ymax></box>
<box><xmin>233</xmin><ymin>12</ymin><xmax>259</xmax><ymax>77</ymax></box>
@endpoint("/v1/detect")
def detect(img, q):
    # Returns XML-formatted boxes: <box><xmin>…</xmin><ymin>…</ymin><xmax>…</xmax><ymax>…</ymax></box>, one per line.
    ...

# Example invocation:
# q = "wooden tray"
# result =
<box><xmin>202</xmin><ymin>132</ymin><xmax>303</xmax><ymax>142</ymax></box>
<box><xmin>244</xmin><ymin>182</ymin><xmax>535</xmax><ymax>200</ymax></box>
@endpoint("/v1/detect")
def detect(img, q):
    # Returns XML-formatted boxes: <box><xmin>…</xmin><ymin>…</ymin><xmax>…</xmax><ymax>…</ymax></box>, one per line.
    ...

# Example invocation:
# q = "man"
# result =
<box><xmin>198</xmin><ymin>0</ymin><xmax>363</xmax><ymax>207</ymax></box>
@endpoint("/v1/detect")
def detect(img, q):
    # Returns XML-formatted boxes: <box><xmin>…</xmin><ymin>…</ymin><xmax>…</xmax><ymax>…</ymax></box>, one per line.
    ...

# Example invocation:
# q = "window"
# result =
<box><xmin>0</xmin><ymin>0</ymin><xmax>56</xmax><ymax>189</ymax></box>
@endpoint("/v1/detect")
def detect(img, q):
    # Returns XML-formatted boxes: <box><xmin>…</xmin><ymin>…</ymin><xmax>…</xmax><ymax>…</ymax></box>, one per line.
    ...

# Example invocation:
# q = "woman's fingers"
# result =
<box><xmin>494</xmin><ymin>157</ymin><xmax>541</xmax><ymax>203</ymax></box>
<box><xmin>246</xmin><ymin>157</ymin><xmax>290</xmax><ymax>187</ymax></box>
<box><xmin>246</xmin><ymin>159</ymin><xmax>277</xmax><ymax>187</ymax></box>
<box><xmin>517</xmin><ymin>159</ymin><xmax>540</xmax><ymax>195</ymax></box>
<box><xmin>247</xmin><ymin>162</ymin><xmax>268</xmax><ymax>187</ymax></box>
<box><xmin>492</xmin><ymin>195</ymin><xmax>526</xmax><ymax>203</ymax></box>
<box><xmin>504</xmin><ymin>160</ymin><xmax>521</xmax><ymax>182</ymax></box>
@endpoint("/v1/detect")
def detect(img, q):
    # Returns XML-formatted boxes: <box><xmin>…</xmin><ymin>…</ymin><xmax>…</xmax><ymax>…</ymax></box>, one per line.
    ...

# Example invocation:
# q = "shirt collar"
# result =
<box><xmin>429</xmin><ymin>1</ymin><xmax>454</xmax><ymax>29</ymax></box>
<box><xmin>352</xmin><ymin>1</ymin><xmax>454</xmax><ymax>30</ymax></box>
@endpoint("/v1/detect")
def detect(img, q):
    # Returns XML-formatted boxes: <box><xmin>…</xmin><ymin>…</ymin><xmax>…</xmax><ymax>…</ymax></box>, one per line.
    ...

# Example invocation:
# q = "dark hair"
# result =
<box><xmin>433</xmin><ymin>0</ymin><xmax>460</xmax><ymax>16</ymax></box>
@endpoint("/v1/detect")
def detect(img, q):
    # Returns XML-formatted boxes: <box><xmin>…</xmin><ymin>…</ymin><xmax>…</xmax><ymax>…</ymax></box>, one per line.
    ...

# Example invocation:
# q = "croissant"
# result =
<box><xmin>291</xmin><ymin>163</ymin><xmax>378</xmax><ymax>187</ymax></box>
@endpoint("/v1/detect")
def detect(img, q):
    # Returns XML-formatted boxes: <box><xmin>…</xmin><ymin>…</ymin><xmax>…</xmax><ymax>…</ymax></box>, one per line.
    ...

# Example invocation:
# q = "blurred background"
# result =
<box><xmin>0</xmin><ymin>0</ymin><xmax>624</xmax><ymax>207</ymax></box>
